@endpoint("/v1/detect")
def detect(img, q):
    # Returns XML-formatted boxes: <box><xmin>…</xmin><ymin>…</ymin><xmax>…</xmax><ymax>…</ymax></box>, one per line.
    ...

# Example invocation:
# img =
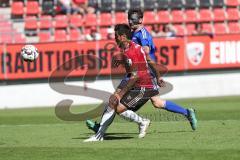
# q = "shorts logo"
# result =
<box><xmin>126</xmin><ymin>59</ymin><xmax>132</xmax><ymax>66</ymax></box>
<box><xmin>186</xmin><ymin>42</ymin><xmax>205</xmax><ymax>66</ymax></box>
<box><xmin>127</xmin><ymin>95</ymin><xmax>132</xmax><ymax>100</ymax></box>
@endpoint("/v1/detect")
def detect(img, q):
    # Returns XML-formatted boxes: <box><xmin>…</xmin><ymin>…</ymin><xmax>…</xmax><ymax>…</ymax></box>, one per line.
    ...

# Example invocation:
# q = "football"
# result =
<box><xmin>21</xmin><ymin>45</ymin><xmax>39</xmax><ymax>62</ymax></box>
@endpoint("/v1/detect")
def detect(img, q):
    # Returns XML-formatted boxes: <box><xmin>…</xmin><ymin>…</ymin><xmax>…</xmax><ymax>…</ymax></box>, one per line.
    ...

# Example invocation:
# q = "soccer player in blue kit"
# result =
<box><xmin>86</xmin><ymin>9</ymin><xmax>197</xmax><ymax>138</ymax></box>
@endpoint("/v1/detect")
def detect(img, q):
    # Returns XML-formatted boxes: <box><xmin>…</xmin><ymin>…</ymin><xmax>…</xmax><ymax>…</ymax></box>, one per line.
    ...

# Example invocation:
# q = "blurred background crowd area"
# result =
<box><xmin>0</xmin><ymin>0</ymin><xmax>239</xmax><ymax>44</ymax></box>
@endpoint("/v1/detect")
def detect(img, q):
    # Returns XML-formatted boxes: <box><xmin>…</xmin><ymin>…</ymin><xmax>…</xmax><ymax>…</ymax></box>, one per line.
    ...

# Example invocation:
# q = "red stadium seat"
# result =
<box><xmin>226</xmin><ymin>8</ymin><xmax>239</xmax><ymax>21</ymax></box>
<box><xmin>69</xmin><ymin>29</ymin><xmax>83</xmax><ymax>41</ymax></box>
<box><xmin>11</xmin><ymin>2</ymin><xmax>24</xmax><ymax>18</ymax></box>
<box><xmin>54</xmin><ymin>30</ymin><xmax>68</xmax><ymax>42</ymax></box>
<box><xmin>225</xmin><ymin>0</ymin><xmax>240</xmax><ymax>6</ymax></box>
<box><xmin>145</xmin><ymin>25</ymin><xmax>152</xmax><ymax>32</ymax></box>
<box><xmin>157</xmin><ymin>11</ymin><xmax>171</xmax><ymax>23</ymax></box>
<box><xmin>202</xmin><ymin>23</ymin><xmax>213</xmax><ymax>33</ymax></box>
<box><xmin>0</xmin><ymin>34</ymin><xmax>12</xmax><ymax>43</ymax></box>
<box><xmin>14</xmin><ymin>33</ymin><xmax>26</xmax><ymax>43</ymax></box>
<box><xmin>228</xmin><ymin>22</ymin><xmax>240</xmax><ymax>33</ymax></box>
<box><xmin>185</xmin><ymin>10</ymin><xmax>199</xmax><ymax>22</ymax></box>
<box><xmin>171</xmin><ymin>10</ymin><xmax>185</xmax><ymax>23</ymax></box>
<box><xmin>38</xmin><ymin>31</ymin><xmax>52</xmax><ymax>42</ymax></box>
<box><xmin>99</xmin><ymin>27</ymin><xmax>109</xmax><ymax>40</ymax></box>
<box><xmin>54</xmin><ymin>15</ymin><xmax>68</xmax><ymax>29</ymax></box>
<box><xmin>0</xmin><ymin>27</ymin><xmax>13</xmax><ymax>32</ymax></box>
<box><xmin>39</xmin><ymin>15</ymin><xmax>52</xmax><ymax>30</ymax></box>
<box><xmin>186</xmin><ymin>24</ymin><xmax>195</xmax><ymax>35</ymax></box>
<box><xmin>115</xmin><ymin>12</ymin><xmax>127</xmax><ymax>24</ymax></box>
<box><xmin>174</xmin><ymin>24</ymin><xmax>185</xmax><ymax>36</ymax></box>
<box><xmin>26</xmin><ymin>1</ymin><xmax>40</xmax><ymax>16</ymax></box>
<box><xmin>214</xmin><ymin>23</ymin><xmax>227</xmax><ymax>34</ymax></box>
<box><xmin>99</xmin><ymin>13</ymin><xmax>113</xmax><ymax>26</ymax></box>
<box><xmin>85</xmin><ymin>13</ymin><xmax>97</xmax><ymax>26</ymax></box>
<box><xmin>24</xmin><ymin>16</ymin><xmax>38</xmax><ymax>30</ymax></box>
<box><xmin>143</xmin><ymin>11</ymin><xmax>156</xmax><ymax>24</ymax></box>
<box><xmin>199</xmin><ymin>9</ymin><xmax>213</xmax><ymax>22</ymax></box>
<box><xmin>0</xmin><ymin>21</ymin><xmax>12</xmax><ymax>28</ymax></box>
<box><xmin>213</xmin><ymin>8</ymin><xmax>226</xmax><ymax>22</ymax></box>
<box><xmin>69</xmin><ymin>14</ymin><xmax>84</xmax><ymax>28</ymax></box>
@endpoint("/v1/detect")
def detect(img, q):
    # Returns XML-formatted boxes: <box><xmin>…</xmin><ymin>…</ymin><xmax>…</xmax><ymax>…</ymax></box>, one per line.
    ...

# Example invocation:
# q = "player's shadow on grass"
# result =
<box><xmin>155</xmin><ymin>130</ymin><xmax>193</xmax><ymax>134</ymax></box>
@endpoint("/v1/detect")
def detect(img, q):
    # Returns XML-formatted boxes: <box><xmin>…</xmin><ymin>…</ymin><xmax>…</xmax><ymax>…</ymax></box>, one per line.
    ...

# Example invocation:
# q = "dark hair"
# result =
<box><xmin>114</xmin><ymin>24</ymin><xmax>132</xmax><ymax>40</ymax></box>
<box><xmin>128</xmin><ymin>9</ymin><xmax>143</xmax><ymax>19</ymax></box>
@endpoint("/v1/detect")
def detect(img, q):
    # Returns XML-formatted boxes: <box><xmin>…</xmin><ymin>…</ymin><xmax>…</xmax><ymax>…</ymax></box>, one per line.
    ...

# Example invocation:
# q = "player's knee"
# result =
<box><xmin>151</xmin><ymin>97</ymin><xmax>165</xmax><ymax>109</ymax></box>
<box><xmin>115</xmin><ymin>104</ymin><xmax>127</xmax><ymax>114</ymax></box>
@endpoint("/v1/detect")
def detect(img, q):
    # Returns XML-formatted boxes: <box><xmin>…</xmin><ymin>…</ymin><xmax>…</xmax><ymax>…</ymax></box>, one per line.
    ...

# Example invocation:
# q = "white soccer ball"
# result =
<box><xmin>21</xmin><ymin>45</ymin><xmax>39</xmax><ymax>62</ymax></box>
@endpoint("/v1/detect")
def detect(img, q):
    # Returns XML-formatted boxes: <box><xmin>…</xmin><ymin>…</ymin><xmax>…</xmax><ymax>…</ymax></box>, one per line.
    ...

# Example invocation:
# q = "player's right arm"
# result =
<box><xmin>109</xmin><ymin>70</ymin><xmax>139</xmax><ymax>108</ymax></box>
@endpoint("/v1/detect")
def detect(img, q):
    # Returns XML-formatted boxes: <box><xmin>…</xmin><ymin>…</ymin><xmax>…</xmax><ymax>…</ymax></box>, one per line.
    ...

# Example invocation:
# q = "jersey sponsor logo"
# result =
<box><xmin>141</xmin><ymin>28</ymin><xmax>147</xmax><ymax>39</ymax></box>
<box><xmin>210</xmin><ymin>41</ymin><xmax>240</xmax><ymax>65</ymax></box>
<box><xmin>126</xmin><ymin>58</ymin><xmax>132</xmax><ymax>66</ymax></box>
<box><xmin>186</xmin><ymin>42</ymin><xmax>205</xmax><ymax>66</ymax></box>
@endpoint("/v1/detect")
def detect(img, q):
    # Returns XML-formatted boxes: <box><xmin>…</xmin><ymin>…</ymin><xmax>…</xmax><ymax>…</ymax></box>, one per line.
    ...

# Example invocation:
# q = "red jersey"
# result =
<box><xmin>124</xmin><ymin>41</ymin><xmax>155</xmax><ymax>89</ymax></box>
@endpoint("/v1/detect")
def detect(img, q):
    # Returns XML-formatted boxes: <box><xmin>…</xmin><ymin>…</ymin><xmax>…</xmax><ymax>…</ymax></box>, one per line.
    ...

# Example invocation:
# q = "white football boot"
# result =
<box><xmin>83</xmin><ymin>135</ymin><xmax>103</xmax><ymax>142</ymax></box>
<box><xmin>138</xmin><ymin>119</ymin><xmax>151</xmax><ymax>138</ymax></box>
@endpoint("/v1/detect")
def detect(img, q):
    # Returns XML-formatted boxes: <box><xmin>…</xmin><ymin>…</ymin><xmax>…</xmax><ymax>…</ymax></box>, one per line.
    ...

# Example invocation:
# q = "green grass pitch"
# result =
<box><xmin>0</xmin><ymin>96</ymin><xmax>240</xmax><ymax>160</ymax></box>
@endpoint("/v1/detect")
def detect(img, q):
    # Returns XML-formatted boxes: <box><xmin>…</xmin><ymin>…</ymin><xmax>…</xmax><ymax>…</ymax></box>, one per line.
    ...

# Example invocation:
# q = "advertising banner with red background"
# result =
<box><xmin>0</xmin><ymin>34</ymin><xmax>240</xmax><ymax>80</ymax></box>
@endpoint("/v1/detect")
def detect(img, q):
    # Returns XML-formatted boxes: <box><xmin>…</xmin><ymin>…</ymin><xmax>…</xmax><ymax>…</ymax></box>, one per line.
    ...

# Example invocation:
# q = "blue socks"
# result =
<box><xmin>164</xmin><ymin>101</ymin><xmax>188</xmax><ymax>116</ymax></box>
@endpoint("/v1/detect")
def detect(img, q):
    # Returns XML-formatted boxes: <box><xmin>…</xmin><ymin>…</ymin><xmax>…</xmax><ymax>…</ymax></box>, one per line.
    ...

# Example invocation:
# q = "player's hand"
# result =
<box><xmin>109</xmin><ymin>93</ymin><xmax>120</xmax><ymax>108</ymax></box>
<box><xmin>157</xmin><ymin>77</ymin><xmax>166</xmax><ymax>87</ymax></box>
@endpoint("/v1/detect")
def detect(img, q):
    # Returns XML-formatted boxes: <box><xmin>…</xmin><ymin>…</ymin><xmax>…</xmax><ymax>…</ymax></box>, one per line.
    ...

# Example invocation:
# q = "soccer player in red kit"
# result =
<box><xmin>84</xmin><ymin>24</ymin><xmax>197</xmax><ymax>142</ymax></box>
<box><xmin>84</xmin><ymin>24</ymin><xmax>159</xmax><ymax>142</ymax></box>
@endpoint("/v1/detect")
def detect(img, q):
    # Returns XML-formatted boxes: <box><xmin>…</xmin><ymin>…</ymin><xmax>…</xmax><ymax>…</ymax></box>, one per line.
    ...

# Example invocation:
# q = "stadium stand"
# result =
<box><xmin>54</xmin><ymin>15</ymin><xmax>68</xmax><ymax>29</ymax></box>
<box><xmin>171</xmin><ymin>10</ymin><xmax>185</xmax><ymax>23</ymax></box>
<box><xmin>228</xmin><ymin>22</ymin><xmax>240</xmax><ymax>33</ymax></box>
<box><xmin>115</xmin><ymin>12</ymin><xmax>127</xmax><ymax>23</ymax></box>
<box><xmin>185</xmin><ymin>0</ymin><xmax>198</xmax><ymax>9</ymax></box>
<box><xmin>225</xmin><ymin>0</ymin><xmax>240</xmax><ymax>7</ymax></box>
<box><xmin>38</xmin><ymin>31</ymin><xmax>52</xmax><ymax>42</ymax></box>
<box><xmin>170</xmin><ymin>0</ymin><xmax>184</xmax><ymax>10</ymax></box>
<box><xmin>85</xmin><ymin>13</ymin><xmax>97</xmax><ymax>26</ymax></box>
<box><xmin>115</xmin><ymin>0</ymin><xmax>127</xmax><ymax>12</ymax></box>
<box><xmin>157</xmin><ymin>10</ymin><xmax>171</xmax><ymax>23</ymax></box>
<box><xmin>26</xmin><ymin>1</ymin><xmax>40</xmax><ymax>17</ymax></box>
<box><xmin>41</xmin><ymin>0</ymin><xmax>55</xmax><ymax>15</ymax></box>
<box><xmin>69</xmin><ymin>14</ymin><xmax>84</xmax><ymax>28</ymax></box>
<box><xmin>143</xmin><ymin>0</ymin><xmax>156</xmax><ymax>11</ymax></box>
<box><xmin>54</xmin><ymin>29</ymin><xmax>68</xmax><ymax>42</ymax></box>
<box><xmin>186</xmin><ymin>24</ymin><xmax>195</xmax><ymax>35</ymax></box>
<box><xmin>11</xmin><ymin>1</ymin><xmax>24</xmax><ymax>18</ymax></box>
<box><xmin>199</xmin><ymin>0</ymin><xmax>212</xmax><ymax>8</ymax></box>
<box><xmin>0</xmin><ymin>0</ymin><xmax>239</xmax><ymax>43</ymax></box>
<box><xmin>0</xmin><ymin>0</ymin><xmax>9</xmax><ymax>7</ymax></box>
<box><xmin>143</xmin><ymin>11</ymin><xmax>156</xmax><ymax>24</ymax></box>
<box><xmin>213</xmin><ymin>8</ymin><xmax>226</xmax><ymax>22</ymax></box>
<box><xmin>156</xmin><ymin>0</ymin><xmax>169</xmax><ymax>10</ymax></box>
<box><xmin>214</xmin><ymin>22</ymin><xmax>227</xmax><ymax>34</ymax></box>
<box><xmin>130</xmin><ymin>0</ymin><xmax>142</xmax><ymax>9</ymax></box>
<box><xmin>227</xmin><ymin>8</ymin><xmax>240</xmax><ymax>21</ymax></box>
<box><xmin>101</xmin><ymin>0</ymin><xmax>113</xmax><ymax>12</ymax></box>
<box><xmin>69</xmin><ymin>28</ymin><xmax>83</xmax><ymax>41</ymax></box>
<box><xmin>185</xmin><ymin>9</ymin><xmax>199</xmax><ymax>23</ymax></box>
<box><xmin>199</xmin><ymin>9</ymin><xmax>213</xmax><ymax>22</ymax></box>
<box><xmin>213</xmin><ymin>0</ymin><xmax>225</xmax><ymax>8</ymax></box>
<box><xmin>99</xmin><ymin>13</ymin><xmax>113</xmax><ymax>26</ymax></box>
<box><xmin>39</xmin><ymin>15</ymin><xmax>53</xmax><ymax>30</ymax></box>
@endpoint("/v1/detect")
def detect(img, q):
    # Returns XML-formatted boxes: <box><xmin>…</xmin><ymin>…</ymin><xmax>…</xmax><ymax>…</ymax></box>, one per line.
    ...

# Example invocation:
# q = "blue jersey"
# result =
<box><xmin>132</xmin><ymin>27</ymin><xmax>156</xmax><ymax>62</ymax></box>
